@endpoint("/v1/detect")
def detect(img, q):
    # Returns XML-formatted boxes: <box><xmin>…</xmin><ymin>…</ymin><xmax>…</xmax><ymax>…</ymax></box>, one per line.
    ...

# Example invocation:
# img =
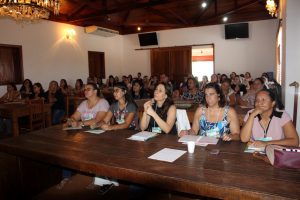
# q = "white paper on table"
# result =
<box><xmin>148</xmin><ymin>148</ymin><xmax>186</xmax><ymax>163</ymax></box>
<box><xmin>196</xmin><ymin>136</ymin><xmax>219</xmax><ymax>146</ymax></box>
<box><xmin>178</xmin><ymin>135</ymin><xmax>201</xmax><ymax>143</ymax></box>
<box><xmin>85</xmin><ymin>129</ymin><xmax>105</xmax><ymax>134</ymax></box>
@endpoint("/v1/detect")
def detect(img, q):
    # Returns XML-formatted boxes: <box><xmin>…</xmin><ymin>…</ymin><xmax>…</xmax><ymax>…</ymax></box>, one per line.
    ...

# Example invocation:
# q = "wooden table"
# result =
<box><xmin>0</xmin><ymin>103</ymin><xmax>51</xmax><ymax>137</ymax></box>
<box><xmin>0</xmin><ymin>126</ymin><xmax>299</xmax><ymax>199</ymax></box>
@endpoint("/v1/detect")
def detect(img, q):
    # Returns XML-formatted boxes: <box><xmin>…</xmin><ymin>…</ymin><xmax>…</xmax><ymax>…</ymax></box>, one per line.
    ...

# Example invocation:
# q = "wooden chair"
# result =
<box><xmin>28</xmin><ymin>99</ymin><xmax>45</xmax><ymax>131</ymax></box>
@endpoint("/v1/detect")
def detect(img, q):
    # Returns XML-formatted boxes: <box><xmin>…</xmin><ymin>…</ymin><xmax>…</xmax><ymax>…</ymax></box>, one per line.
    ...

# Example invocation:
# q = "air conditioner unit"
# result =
<box><xmin>85</xmin><ymin>26</ymin><xmax>119</xmax><ymax>37</ymax></box>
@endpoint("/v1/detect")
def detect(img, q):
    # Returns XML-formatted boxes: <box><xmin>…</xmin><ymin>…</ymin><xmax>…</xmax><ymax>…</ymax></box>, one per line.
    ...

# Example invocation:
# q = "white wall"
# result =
<box><xmin>283</xmin><ymin>0</ymin><xmax>300</xmax><ymax>133</ymax></box>
<box><xmin>122</xmin><ymin>19</ymin><xmax>278</xmax><ymax>79</ymax></box>
<box><xmin>0</xmin><ymin>18</ymin><xmax>123</xmax><ymax>94</ymax></box>
<box><xmin>0</xmin><ymin>18</ymin><xmax>277</xmax><ymax>96</ymax></box>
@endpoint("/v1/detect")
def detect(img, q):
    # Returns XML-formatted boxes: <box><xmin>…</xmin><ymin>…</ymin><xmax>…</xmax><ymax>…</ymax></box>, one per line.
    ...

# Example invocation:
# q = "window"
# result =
<box><xmin>191</xmin><ymin>45</ymin><xmax>214</xmax><ymax>82</ymax></box>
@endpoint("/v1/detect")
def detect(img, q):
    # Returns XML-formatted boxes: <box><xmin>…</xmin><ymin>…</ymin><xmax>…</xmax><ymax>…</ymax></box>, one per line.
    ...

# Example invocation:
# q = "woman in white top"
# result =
<box><xmin>66</xmin><ymin>83</ymin><xmax>109</xmax><ymax>128</ymax></box>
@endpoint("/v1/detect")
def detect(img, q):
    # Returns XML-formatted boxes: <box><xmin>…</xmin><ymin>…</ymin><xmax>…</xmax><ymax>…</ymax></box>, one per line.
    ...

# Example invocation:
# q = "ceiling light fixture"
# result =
<box><xmin>137</xmin><ymin>26</ymin><xmax>141</xmax><ymax>31</ymax></box>
<box><xmin>265</xmin><ymin>0</ymin><xmax>277</xmax><ymax>17</ymax></box>
<box><xmin>222</xmin><ymin>16</ymin><xmax>228</xmax><ymax>22</ymax></box>
<box><xmin>0</xmin><ymin>0</ymin><xmax>60</xmax><ymax>21</ymax></box>
<box><xmin>201</xmin><ymin>2</ymin><xmax>207</xmax><ymax>8</ymax></box>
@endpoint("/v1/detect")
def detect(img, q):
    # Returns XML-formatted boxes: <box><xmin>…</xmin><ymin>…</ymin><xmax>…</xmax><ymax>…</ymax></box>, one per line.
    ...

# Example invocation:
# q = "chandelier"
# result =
<box><xmin>0</xmin><ymin>0</ymin><xmax>60</xmax><ymax>21</ymax></box>
<box><xmin>265</xmin><ymin>0</ymin><xmax>277</xmax><ymax>17</ymax></box>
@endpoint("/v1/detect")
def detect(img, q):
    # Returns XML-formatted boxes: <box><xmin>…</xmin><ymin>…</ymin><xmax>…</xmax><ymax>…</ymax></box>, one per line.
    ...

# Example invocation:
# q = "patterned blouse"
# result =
<box><xmin>199</xmin><ymin>106</ymin><xmax>230</xmax><ymax>138</ymax></box>
<box><xmin>182</xmin><ymin>90</ymin><xmax>204</xmax><ymax>103</ymax></box>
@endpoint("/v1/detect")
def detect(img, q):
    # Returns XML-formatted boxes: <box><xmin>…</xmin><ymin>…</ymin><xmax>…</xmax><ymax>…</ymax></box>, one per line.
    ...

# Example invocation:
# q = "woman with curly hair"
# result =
<box><xmin>179</xmin><ymin>82</ymin><xmax>240</xmax><ymax>141</ymax></box>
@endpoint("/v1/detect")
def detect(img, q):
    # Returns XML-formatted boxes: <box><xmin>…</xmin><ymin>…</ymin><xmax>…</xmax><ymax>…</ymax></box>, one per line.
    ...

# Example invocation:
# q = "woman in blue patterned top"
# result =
<box><xmin>179</xmin><ymin>83</ymin><xmax>240</xmax><ymax>141</ymax></box>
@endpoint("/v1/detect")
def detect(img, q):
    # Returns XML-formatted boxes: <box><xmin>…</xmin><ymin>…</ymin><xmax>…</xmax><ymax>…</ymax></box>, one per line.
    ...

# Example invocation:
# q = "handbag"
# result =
<box><xmin>266</xmin><ymin>145</ymin><xmax>300</xmax><ymax>169</ymax></box>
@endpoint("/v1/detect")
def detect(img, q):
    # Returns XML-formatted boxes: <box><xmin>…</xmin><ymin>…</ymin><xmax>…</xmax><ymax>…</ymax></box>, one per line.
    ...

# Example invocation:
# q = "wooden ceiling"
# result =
<box><xmin>49</xmin><ymin>0</ymin><xmax>278</xmax><ymax>35</ymax></box>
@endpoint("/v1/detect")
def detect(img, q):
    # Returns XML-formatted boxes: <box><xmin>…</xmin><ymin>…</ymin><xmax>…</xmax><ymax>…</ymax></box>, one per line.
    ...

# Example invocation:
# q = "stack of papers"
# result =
<box><xmin>148</xmin><ymin>148</ymin><xmax>186</xmax><ymax>162</ymax></box>
<box><xmin>128</xmin><ymin>131</ymin><xmax>157</xmax><ymax>141</ymax></box>
<box><xmin>178</xmin><ymin>135</ymin><xmax>219</xmax><ymax>147</ymax></box>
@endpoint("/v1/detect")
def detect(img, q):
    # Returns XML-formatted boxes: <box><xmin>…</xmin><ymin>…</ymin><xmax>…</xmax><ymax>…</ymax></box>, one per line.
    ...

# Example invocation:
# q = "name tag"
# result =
<box><xmin>257</xmin><ymin>137</ymin><xmax>272</xmax><ymax>142</ymax></box>
<box><xmin>116</xmin><ymin>119</ymin><xmax>125</xmax><ymax>124</ymax></box>
<box><xmin>152</xmin><ymin>127</ymin><xmax>162</xmax><ymax>133</ymax></box>
<box><xmin>206</xmin><ymin>128</ymin><xmax>220</xmax><ymax>138</ymax></box>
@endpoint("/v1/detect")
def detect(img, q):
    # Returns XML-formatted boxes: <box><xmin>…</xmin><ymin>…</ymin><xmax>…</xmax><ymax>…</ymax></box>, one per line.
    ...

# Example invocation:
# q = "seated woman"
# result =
<box><xmin>45</xmin><ymin>81</ymin><xmax>65</xmax><ymax>125</ymax></box>
<box><xmin>58</xmin><ymin>83</ymin><xmax>110</xmax><ymax>190</ymax></box>
<box><xmin>221</xmin><ymin>78</ymin><xmax>235</xmax><ymax>106</ymax></box>
<box><xmin>231</xmin><ymin>75</ymin><xmax>247</xmax><ymax>95</ymax></box>
<box><xmin>65</xmin><ymin>83</ymin><xmax>109</xmax><ymax>128</ymax></box>
<box><xmin>32</xmin><ymin>82</ymin><xmax>46</xmax><ymax>100</ymax></box>
<box><xmin>240</xmin><ymin>89</ymin><xmax>299</xmax><ymax>147</ymax></box>
<box><xmin>0</xmin><ymin>83</ymin><xmax>20</xmax><ymax>103</ymax></box>
<box><xmin>60</xmin><ymin>79</ymin><xmax>72</xmax><ymax>96</ymax></box>
<box><xmin>73</xmin><ymin>79</ymin><xmax>84</xmax><ymax>97</ymax></box>
<box><xmin>140</xmin><ymin>82</ymin><xmax>177</xmax><ymax>134</ymax></box>
<box><xmin>181</xmin><ymin>77</ymin><xmax>204</xmax><ymax>104</ymax></box>
<box><xmin>19</xmin><ymin>79</ymin><xmax>34</xmax><ymax>100</ymax></box>
<box><xmin>131</xmin><ymin>80</ymin><xmax>149</xmax><ymax>100</ymax></box>
<box><xmin>99</xmin><ymin>82</ymin><xmax>138</xmax><ymax>130</ymax></box>
<box><xmin>179</xmin><ymin>83</ymin><xmax>240</xmax><ymax>141</ymax></box>
<box><xmin>237</xmin><ymin>78</ymin><xmax>264</xmax><ymax>108</ymax></box>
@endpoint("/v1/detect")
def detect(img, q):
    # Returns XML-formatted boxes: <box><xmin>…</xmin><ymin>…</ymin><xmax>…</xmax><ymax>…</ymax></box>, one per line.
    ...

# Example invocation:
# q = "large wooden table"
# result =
<box><xmin>0</xmin><ymin>126</ymin><xmax>299</xmax><ymax>199</ymax></box>
<box><xmin>0</xmin><ymin>103</ymin><xmax>51</xmax><ymax>137</ymax></box>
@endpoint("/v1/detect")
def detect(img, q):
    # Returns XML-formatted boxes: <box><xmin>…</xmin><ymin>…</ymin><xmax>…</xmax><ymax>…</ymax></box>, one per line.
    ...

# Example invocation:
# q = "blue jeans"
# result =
<box><xmin>52</xmin><ymin>109</ymin><xmax>65</xmax><ymax>125</ymax></box>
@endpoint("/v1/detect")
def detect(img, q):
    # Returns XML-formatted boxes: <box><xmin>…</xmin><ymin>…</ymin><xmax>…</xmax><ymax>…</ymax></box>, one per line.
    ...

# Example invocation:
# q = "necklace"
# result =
<box><xmin>207</xmin><ymin>107</ymin><xmax>221</xmax><ymax>123</ymax></box>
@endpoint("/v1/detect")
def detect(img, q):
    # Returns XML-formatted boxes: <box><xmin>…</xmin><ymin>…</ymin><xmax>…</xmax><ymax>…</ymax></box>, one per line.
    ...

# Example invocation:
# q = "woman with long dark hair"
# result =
<box><xmin>140</xmin><ymin>82</ymin><xmax>177</xmax><ymax>134</ymax></box>
<box><xmin>179</xmin><ymin>82</ymin><xmax>240</xmax><ymax>141</ymax></box>
<box><xmin>99</xmin><ymin>82</ymin><xmax>138</xmax><ymax>130</ymax></box>
<box><xmin>19</xmin><ymin>79</ymin><xmax>34</xmax><ymax>99</ymax></box>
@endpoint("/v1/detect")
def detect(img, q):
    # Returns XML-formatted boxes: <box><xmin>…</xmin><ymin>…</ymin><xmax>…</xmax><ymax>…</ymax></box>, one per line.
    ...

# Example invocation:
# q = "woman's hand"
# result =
<box><xmin>248</xmin><ymin>140</ymin><xmax>267</xmax><ymax>148</ymax></box>
<box><xmin>101</xmin><ymin>124</ymin><xmax>112</xmax><ymax>131</ymax></box>
<box><xmin>144</xmin><ymin>100</ymin><xmax>155</xmax><ymax>117</ymax></box>
<box><xmin>251</xmin><ymin>108</ymin><xmax>264</xmax><ymax>117</ymax></box>
<box><xmin>178</xmin><ymin>130</ymin><xmax>189</xmax><ymax>137</ymax></box>
<box><xmin>222</xmin><ymin>134</ymin><xmax>232</xmax><ymax>141</ymax></box>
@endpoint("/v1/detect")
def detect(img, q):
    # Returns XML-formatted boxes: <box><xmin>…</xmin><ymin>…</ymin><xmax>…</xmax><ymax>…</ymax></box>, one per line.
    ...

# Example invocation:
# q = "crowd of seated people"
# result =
<box><xmin>0</xmin><ymin>71</ymin><xmax>297</xmax><ymax>147</ymax></box>
<box><xmin>0</xmin><ymin>71</ymin><xmax>298</xmax><ymax>193</ymax></box>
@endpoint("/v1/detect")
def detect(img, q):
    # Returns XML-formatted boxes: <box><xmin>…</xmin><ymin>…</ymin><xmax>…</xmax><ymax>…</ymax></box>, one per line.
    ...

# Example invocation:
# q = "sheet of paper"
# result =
<box><xmin>148</xmin><ymin>148</ymin><xmax>186</xmax><ymax>163</ymax></box>
<box><xmin>85</xmin><ymin>129</ymin><xmax>105</xmax><ymax>134</ymax></box>
<box><xmin>178</xmin><ymin>135</ymin><xmax>200</xmax><ymax>143</ymax></box>
<box><xmin>196</xmin><ymin>136</ymin><xmax>219</xmax><ymax>145</ymax></box>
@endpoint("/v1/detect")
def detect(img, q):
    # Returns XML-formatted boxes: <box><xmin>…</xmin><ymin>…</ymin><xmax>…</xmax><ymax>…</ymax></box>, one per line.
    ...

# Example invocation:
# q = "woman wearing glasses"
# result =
<box><xmin>66</xmin><ymin>82</ymin><xmax>109</xmax><ymax>128</ymax></box>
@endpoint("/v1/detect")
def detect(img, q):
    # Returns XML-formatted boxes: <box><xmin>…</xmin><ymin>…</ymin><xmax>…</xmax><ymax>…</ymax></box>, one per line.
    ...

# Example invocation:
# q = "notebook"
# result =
<box><xmin>178</xmin><ymin>135</ymin><xmax>219</xmax><ymax>146</ymax></box>
<box><xmin>128</xmin><ymin>131</ymin><xmax>158</xmax><ymax>141</ymax></box>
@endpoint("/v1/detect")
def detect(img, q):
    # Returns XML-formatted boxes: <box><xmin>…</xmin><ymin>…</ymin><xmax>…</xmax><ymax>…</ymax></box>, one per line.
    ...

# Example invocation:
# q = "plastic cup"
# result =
<box><xmin>240</xmin><ymin>91</ymin><xmax>244</xmax><ymax>96</ymax></box>
<box><xmin>187</xmin><ymin>141</ymin><xmax>195</xmax><ymax>154</ymax></box>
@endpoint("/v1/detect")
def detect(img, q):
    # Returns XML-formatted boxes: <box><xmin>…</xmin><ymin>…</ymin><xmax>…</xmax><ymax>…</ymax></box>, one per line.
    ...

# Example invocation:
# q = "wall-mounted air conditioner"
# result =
<box><xmin>85</xmin><ymin>26</ymin><xmax>119</xmax><ymax>37</ymax></box>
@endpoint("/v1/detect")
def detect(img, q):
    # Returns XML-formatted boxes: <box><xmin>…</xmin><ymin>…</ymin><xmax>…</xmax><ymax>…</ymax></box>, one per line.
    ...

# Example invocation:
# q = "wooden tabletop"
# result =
<box><xmin>0</xmin><ymin>126</ymin><xmax>299</xmax><ymax>199</ymax></box>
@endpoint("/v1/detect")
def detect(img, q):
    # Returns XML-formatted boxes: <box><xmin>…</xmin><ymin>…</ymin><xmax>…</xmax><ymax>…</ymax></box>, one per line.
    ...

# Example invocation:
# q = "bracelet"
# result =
<box><xmin>81</xmin><ymin>121</ymin><xmax>85</xmax><ymax>127</ymax></box>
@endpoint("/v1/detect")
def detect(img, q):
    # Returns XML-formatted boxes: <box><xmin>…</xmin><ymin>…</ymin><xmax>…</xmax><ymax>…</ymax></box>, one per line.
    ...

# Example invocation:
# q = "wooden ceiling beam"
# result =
<box><xmin>68</xmin><ymin>0</ymin><xmax>192</xmax><ymax>23</ymax></box>
<box><xmin>167</xmin><ymin>9</ymin><xmax>189</xmax><ymax>25</ymax></box>
<box><xmin>146</xmin><ymin>7</ymin><xmax>180</xmax><ymax>25</ymax></box>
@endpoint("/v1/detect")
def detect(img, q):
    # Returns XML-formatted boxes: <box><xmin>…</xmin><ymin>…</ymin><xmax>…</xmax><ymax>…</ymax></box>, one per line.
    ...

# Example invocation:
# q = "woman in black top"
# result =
<box><xmin>140</xmin><ymin>82</ymin><xmax>177</xmax><ymax>134</ymax></box>
<box><xmin>45</xmin><ymin>80</ymin><xmax>65</xmax><ymax>125</ymax></box>
<box><xmin>20</xmin><ymin>79</ymin><xmax>34</xmax><ymax>99</ymax></box>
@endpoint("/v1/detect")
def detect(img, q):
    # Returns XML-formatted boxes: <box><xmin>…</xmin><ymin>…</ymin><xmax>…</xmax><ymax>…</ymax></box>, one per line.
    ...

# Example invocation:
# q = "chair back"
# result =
<box><xmin>29</xmin><ymin>99</ymin><xmax>45</xmax><ymax>130</ymax></box>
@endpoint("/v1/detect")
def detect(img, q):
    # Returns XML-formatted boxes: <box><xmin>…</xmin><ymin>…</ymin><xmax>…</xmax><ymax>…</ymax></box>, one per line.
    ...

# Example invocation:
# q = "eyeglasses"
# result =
<box><xmin>84</xmin><ymin>88</ymin><xmax>93</xmax><ymax>92</ymax></box>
